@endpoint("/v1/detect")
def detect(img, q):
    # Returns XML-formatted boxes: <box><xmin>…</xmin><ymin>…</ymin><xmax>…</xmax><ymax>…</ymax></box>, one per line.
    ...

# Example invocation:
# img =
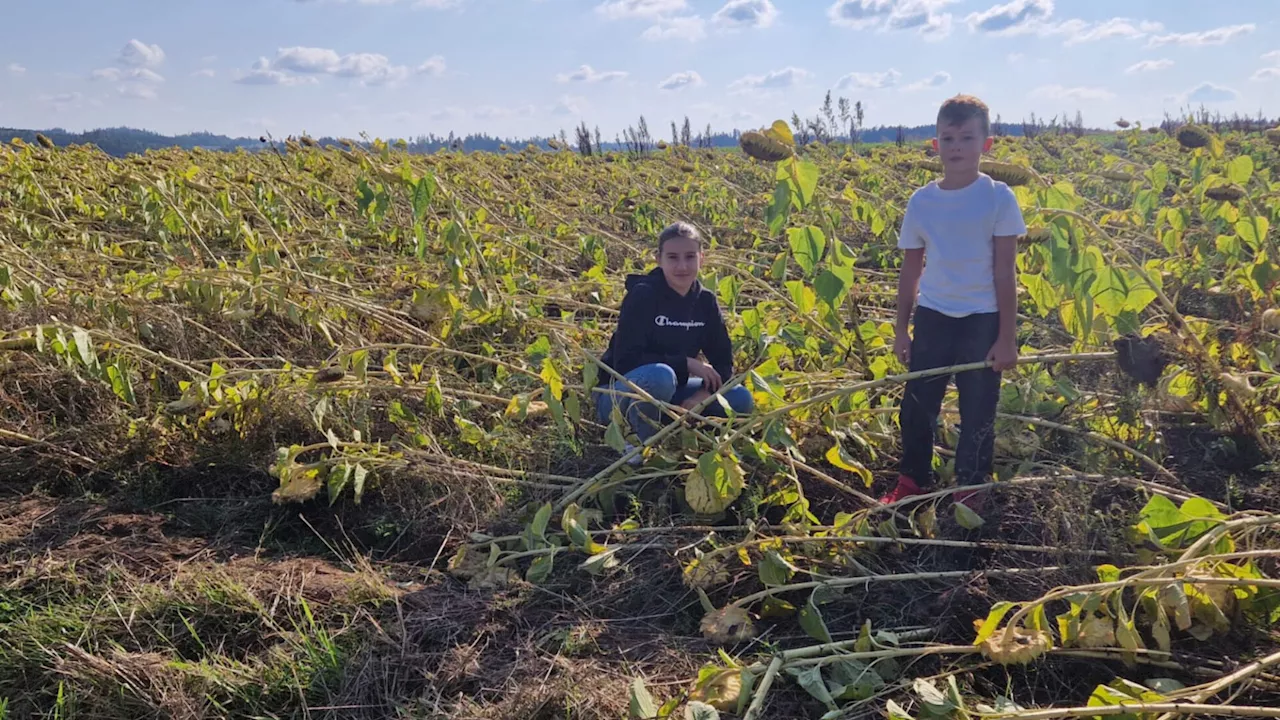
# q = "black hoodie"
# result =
<box><xmin>598</xmin><ymin>266</ymin><xmax>734</xmax><ymax>388</ymax></box>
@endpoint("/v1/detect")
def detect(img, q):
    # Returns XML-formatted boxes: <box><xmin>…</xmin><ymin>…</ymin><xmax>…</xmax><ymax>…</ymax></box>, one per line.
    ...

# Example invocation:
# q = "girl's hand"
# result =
<box><xmin>686</xmin><ymin>357</ymin><xmax>722</xmax><ymax>392</ymax></box>
<box><xmin>680</xmin><ymin>390</ymin><xmax>711</xmax><ymax>411</ymax></box>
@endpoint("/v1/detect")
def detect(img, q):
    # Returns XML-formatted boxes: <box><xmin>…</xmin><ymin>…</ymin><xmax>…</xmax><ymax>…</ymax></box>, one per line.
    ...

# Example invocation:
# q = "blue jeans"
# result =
<box><xmin>595</xmin><ymin>363</ymin><xmax>755</xmax><ymax>442</ymax></box>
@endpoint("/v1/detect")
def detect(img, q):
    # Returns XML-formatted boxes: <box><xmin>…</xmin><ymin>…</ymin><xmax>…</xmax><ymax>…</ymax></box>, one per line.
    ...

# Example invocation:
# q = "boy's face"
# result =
<box><xmin>658</xmin><ymin>235</ymin><xmax>702</xmax><ymax>295</ymax></box>
<box><xmin>933</xmin><ymin>116</ymin><xmax>993</xmax><ymax>174</ymax></box>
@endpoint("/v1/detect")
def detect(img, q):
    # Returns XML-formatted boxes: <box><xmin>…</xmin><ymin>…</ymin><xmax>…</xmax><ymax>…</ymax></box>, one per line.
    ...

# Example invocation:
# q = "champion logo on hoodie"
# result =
<box><xmin>655</xmin><ymin>315</ymin><xmax>705</xmax><ymax>329</ymax></box>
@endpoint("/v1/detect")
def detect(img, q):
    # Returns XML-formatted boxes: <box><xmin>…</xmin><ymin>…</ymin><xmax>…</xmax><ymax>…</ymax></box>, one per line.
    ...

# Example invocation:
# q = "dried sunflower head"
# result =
<box><xmin>312</xmin><ymin>366</ymin><xmax>346</xmax><ymax>384</ymax></box>
<box><xmin>1262</xmin><ymin>308</ymin><xmax>1280</xmax><ymax>332</ymax></box>
<box><xmin>700</xmin><ymin>606</ymin><xmax>756</xmax><ymax>644</ymax></box>
<box><xmin>739</xmin><ymin>131</ymin><xmax>793</xmax><ymax>162</ymax></box>
<box><xmin>1176</xmin><ymin>125</ymin><xmax>1212</xmax><ymax>149</ymax></box>
<box><xmin>447</xmin><ymin>544</ymin><xmax>488</xmax><ymax>580</ymax></box>
<box><xmin>690</xmin><ymin>668</ymin><xmax>743</xmax><ymax>711</ymax></box>
<box><xmin>1078</xmin><ymin>615</ymin><xmax>1116</xmax><ymax>648</ymax></box>
<box><xmin>980</xmin><ymin>626</ymin><xmax>1052</xmax><ymax>665</ymax></box>
<box><xmin>682</xmin><ymin>554</ymin><xmax>730</xmax><ymax>589</ymax></box>
<box><xmin>1204</xmin><ymin>184</ymin><xmax>1245</xmax><ymax>203</ymax></box>
<box><xmin>1184</xmin><ymin>568</ymin><xmax>1238</xmax><ymax>614</ymax></box>
<box><xmin>468</xmin><ymin>566</ymin><xmax>518</xmax><ymax>590</ymax></box>
<box><xmin>980</xmin><ymin>160</ymin><xmax>1035</xmax><ymax>187</ymax></box>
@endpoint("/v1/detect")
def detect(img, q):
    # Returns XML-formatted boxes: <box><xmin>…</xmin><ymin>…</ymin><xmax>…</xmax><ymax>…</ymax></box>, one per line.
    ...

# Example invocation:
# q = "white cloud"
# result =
<box><xmin>1125</xmin><ymin>59</ymin><xmax>1173</xmax><ymax>74</ymax></box>
<box><xmin>240</xmin><ymin>47</ymin><xmax>417</xmax><ymax>86</ymax></box>
<box><xmin>965</xmin><ymin>3</ymin><xmax>1162</xmax><ymax>47</ymax></box>
<box><xmin>272</xmin><ymin>47</ymin><xmax>343</xmax><ymax>73</ymax></box>
<box><xmin>1251</xmin><ymin>68</ymin><xmax>1280</xmax><ymax>82</ymax></box>
<box><xmin>903</xmin><ymin>71</ymin><xmax>951</xmax><ymax>91</ymax></box>
<box><xmin>658</xmin><ymin>70</ymin><xmax>704</xmax><ymax>90</ymax></box>
<box><xmin>192</xmin><ymin>69</ymin><xmax>217</xmax><ymax>78</ymax></box>
<box><xmin>234</xmin><ymin>58</ymin><xmax>321</xmax><ymax>86</ymax></box>
<box><xmin>1031</xmin><ymin>84</ymin><xmax>1115</xmax><ymax>101</ymax></box>
<box><xmin>6</xmin><ymin>63</ymin><xmax>25</xmax><ymax>76</ymax></box>
<box><xmin>713</xmin><ymin>0</ymin><xmax>778</xmax><ymax>29</ymax></box>
<box><xmin>1184</xmin><ymin>82</ymin><xmax>1238</xmax><ymax>103</ymax></box>
<box><xmin>829</xmin><ymin>0</ymin><xmax>955</xmax><ymax>38</ymax></box>
<box><xmin>40</xmin><ymin>92</ymin><xmax>82</xmax><ymax>107</ymax></box>
<box><xmin>837</xmin><ymin>68</ymin><xmax>901</xmax><ymax>90</ymax></box>
<box><xmin>416</xmin><ymin>55</ymin><xmax>446</xmax><ymax>76</ymax></box>
<box><xmin>1062</xmin><ymin>17</ymin><xmax>1162</xmax><ymax>45</ymax></box>
<box><xmin>595</xmin><ymin>0</ymin><xmax>687</xmax><ymax>20</ymax></box>
<box><xmin>642</xmin><ymin>15</ymin><xmax>707</xmax><ymax>41</ymax></box>
<box><xmin>118</xmin><ymin>85</ymin><xmax>158</xmax><ymax>101</ymax></box>
<box><xmin>274</xmin><ymin>48</ymin><xmax>409</xmax><ymax>84</ymax></box>
<box><xmin>963</xmin><ymin>0</ymin><xmax>1050</xmax><ymax>35</ymax></box>
<box><xmin>1147</xmin><ymin>23</ymin><xmax>1254</xmax><ymax>47</ymax></box>
<box><xmin>828</xmin><ymin>0</ymin><xmax>898</xmax><ymax>29</ymax></box>
<box><xmin>118</xmin><ymin>40</ymin><xmax>166</xmax><ymax>69</ymax></box>
<box><xmin>1263</xmin><ymin>50</ymin><xmax>1280</xmax><ymax>64</ymax></box>
<box><xmin>728</xmin><ymin>66</ymin><xmax>809</xmax><ymax>94</ymax></box>
<box><xmin>126</xmin><ymin>68</ymin><xmax>165</xmax><ymax>83</ymax></box>
<box><xmin>89</xmin><ymin>64</ymin><xmax>165</xmax><ymax>103</ymax></box>
<box><xmin>555</xmin><ymin>64</ymin><xmax>628</xmax><ymax>83</ymax></box>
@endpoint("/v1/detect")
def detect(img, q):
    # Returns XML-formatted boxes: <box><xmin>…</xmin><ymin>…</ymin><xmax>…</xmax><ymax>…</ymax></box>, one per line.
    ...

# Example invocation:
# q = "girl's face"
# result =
<box><xmin>658</xmin><ymin>235</ymin><xmax>702</xmax><ymax>295</ymax></box>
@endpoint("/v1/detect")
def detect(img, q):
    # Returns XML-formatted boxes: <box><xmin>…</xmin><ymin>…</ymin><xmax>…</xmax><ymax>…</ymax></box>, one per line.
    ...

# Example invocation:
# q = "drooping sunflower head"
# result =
<box><xmin>1204</xmin><ymin>184</ymin><xmax>1245</xmax><ymax>203</ymax></box>
<box><xmin>739</xmin><ymin>131</ymin><xmax>793</xmax><ymax>162</ymax></box>
<box><xmin>979</xmin><ymin>160</ymin><xmax>1035</xmax><ymax>187</ymax></box>
<box><xmin>1176</xmin><ymin>125</ymin><xmax>1212</xmax><ymax>149</ymax></box>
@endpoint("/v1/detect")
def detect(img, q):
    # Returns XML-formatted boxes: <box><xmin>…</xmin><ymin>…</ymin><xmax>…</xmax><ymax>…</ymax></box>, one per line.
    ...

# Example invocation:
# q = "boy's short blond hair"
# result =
<box><xmin>937</xmin><ymin>94</ymin><xmax>991</xmax><ymax>137</ymax></box>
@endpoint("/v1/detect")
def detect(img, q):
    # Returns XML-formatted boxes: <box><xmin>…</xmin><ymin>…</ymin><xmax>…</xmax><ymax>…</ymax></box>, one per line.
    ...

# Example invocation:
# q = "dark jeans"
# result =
<box><xmin>899</xmin><ymin>306</ymin><xmax>1003</xmax><ymax>489</ymax></box>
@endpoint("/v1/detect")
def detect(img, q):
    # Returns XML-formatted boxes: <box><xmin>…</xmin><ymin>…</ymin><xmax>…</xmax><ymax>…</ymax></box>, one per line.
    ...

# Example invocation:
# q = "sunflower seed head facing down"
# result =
<box><xmin>739</xmin><ymin>131</ymin><xmax>793</xmax><ymax>163</ymax></box>
<box><xmin>1176</xmin><ymin>125</ymin><xmax>1211</xmax><ymax>149</ymax></box>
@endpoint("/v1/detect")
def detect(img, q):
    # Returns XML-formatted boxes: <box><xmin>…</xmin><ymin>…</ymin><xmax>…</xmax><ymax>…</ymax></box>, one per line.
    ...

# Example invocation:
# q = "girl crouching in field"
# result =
<box><xmin>595</xmin><ymin>221</ymin><xmax>754</xmax><ymax>462</ymax></box>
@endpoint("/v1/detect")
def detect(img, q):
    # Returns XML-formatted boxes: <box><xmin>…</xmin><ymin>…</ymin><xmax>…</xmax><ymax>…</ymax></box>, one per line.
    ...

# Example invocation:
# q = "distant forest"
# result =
<box><xmin>4</xmin><ymin>90</ymin><xmax>1274</xmax><ymax>158</ymax></box>
<box><xmin>1</xmin><ymin>122</ymin><xmax>964</xmax><ymax>158</ymax></box>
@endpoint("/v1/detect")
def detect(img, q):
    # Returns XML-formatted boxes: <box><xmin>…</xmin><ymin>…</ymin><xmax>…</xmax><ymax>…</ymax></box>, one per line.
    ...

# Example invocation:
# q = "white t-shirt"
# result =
<box><xmin>896</xmin><ymin>173</ymin><xmax>1027</xmax><ymax>317</ymax></box>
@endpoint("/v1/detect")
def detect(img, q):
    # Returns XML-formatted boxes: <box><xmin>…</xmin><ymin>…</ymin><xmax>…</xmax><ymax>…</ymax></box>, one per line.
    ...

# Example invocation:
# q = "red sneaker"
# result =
<box><xmin>879</xmin><ymin>474</ymin><xmax>924</xmax><ymax>504</ymax></box>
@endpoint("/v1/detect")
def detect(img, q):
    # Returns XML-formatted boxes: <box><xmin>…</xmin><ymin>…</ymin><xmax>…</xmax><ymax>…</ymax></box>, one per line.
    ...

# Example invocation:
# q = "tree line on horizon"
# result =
<box><xmin>5</xmin><ymin>88</ymin><xmax>1275</xmax><ymax>159</ymax></box>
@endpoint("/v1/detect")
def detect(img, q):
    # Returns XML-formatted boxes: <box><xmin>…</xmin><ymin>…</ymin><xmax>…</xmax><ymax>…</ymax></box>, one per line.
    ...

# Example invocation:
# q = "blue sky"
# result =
<box><xmin>2</xmin><ymin>0</ymin><xmax>1277</xmax><ymax>140</ymax></box>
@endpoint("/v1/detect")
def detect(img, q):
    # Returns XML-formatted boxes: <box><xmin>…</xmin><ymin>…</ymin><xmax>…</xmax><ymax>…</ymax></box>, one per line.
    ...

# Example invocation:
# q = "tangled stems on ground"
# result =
<box><xmin>3</xmin><ymin>122</ymin><xmax>1280</xmax><ymax>718</ymax></box>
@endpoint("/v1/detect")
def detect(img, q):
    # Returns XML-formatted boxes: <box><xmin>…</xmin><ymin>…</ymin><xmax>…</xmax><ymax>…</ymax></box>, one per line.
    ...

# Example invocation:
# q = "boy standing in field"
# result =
<box><xmin>878</xmin><ymin>95</ymin><xmax>1027</xmax><ymax>513</ymax></box>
